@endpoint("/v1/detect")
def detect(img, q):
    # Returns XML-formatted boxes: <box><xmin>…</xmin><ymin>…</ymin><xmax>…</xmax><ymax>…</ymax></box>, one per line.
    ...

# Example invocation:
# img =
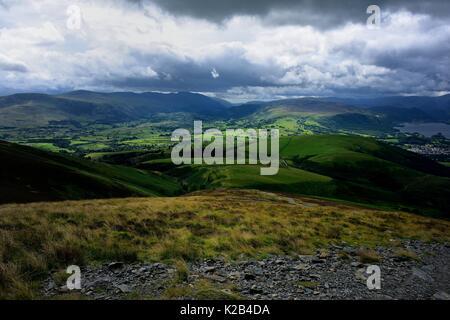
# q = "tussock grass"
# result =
<box><xmin>174</xmin><ymin>260</ymin><xmax>189</xmax><ymax>283</ymax></box>
<box><xmin>393</xmin><ymin>248</ymin><xmax>420</xmax><ymax>261</ymax></box>
<box><xmin>356</xmin><ymin>249</ymin><xmax>382</xmax><ymax>263</ymax></box>
<box><xmin>0</xmin><ymin>189</ymin><xmax>449</xmax><ymax>299</ymax></box>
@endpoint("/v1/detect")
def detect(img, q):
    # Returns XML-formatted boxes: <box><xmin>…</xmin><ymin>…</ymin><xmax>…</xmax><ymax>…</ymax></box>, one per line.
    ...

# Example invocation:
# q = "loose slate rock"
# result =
<box><xmin>42</xmin><ymin>240</ymin><xmax>450</xmax><ymax>300</ymax></box>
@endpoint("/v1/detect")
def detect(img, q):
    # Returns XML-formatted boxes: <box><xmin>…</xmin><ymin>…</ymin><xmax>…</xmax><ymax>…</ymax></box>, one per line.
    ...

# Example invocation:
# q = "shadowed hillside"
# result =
<box><xmin>282</xmin><ymin>135</ymin><xmax>450</xmax><ymax>215</ymax></box>
<box><xmin>0</xmin><ymin>141</ymin><xmax>181</xmax><ymax>204</ymax></box>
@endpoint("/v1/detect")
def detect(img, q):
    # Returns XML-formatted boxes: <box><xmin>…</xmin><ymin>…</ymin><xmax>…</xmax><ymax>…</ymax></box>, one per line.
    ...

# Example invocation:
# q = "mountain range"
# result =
<box><xmin>0</xmin><ymin>91</ymin><xmax>449</xmax><ymax>129</ymax></box>
<box><xmin>0</xmin><ymin>91</ymin><xmax>229</xmax><ymax>127</ymax></box>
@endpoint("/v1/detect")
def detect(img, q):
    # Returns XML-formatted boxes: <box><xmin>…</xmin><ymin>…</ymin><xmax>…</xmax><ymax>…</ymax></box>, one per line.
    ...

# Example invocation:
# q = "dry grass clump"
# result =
<box><xmin>356</xmin><ymin>249</ymin><xmax>382</xmax><ymax>263</ymax></box>
<box><xmin>0</xmin><ymin>189</ymin><xmax>449</xmax><ymax>299</ymax></box>
<box><xmin>174</xmin><ymin>259</ymin><xmax>189</xmax><ymax>283</ymax></box>
<box><xmin>393</xmin><ymin>248</ymin><xmax>420</xmax><ymax>261</ymax></box>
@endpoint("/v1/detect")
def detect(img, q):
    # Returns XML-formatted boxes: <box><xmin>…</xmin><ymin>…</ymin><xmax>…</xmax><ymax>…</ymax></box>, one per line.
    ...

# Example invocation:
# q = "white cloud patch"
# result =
<box><xmin>211</xmin><ymin>68</ymin><xmax>220</xmax><ymax>79</ymax></box>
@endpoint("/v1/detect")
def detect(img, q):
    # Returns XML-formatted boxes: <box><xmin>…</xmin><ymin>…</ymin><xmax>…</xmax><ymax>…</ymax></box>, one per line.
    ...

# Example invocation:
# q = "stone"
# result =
<box><xmin>58</xmin><ymin>285</ymin><xmax>69</xmax><ymax>293</ymax></box>
<box><xmin>117</xmin><ymin>284</ymin><xmax>132</xmax><ymax>293</ymax></box>
<box><xmin>251</xmin><ymin>266</ymin><xmax>264</xmax><ymax>275</ymax></box>
<box><xmin>286</xmin><ymin>198</ymin><xmax>296</xmax><ymax>205</ymax></box>
<box><xmin>40</xmin><ymin>241</ymin><xmax>450</xmax><ymax>301</ymax></box>
<box><xmin>412</xmin><ymin>267</ymin><xmax>434</xmax><ymax>283</ymax></box>
<box><xmin>318</xmin><ymin>252</ymin><xmax>329</xmax><ymax>259</ymax></box>
<box><xmin>203</xmin><ymin>266</ymin><xmax>216</xmax><ymax>273</ymax></box>
<box><xmin>205</xmin><ymin>274</ymin><xmax>226</xmax><ymax>283</ymax></box>
<box><xmin>298</xmin><ymin>255</ymin><xmax>314</xmax><ymax>262</ymax></box>
<box><xmin>108</xmin><ymin>262</ymin><xmax>125</xmax><ymax>271</ymax></box>
<box><xmin>355</xmin><ymin>268</ymin><xmax>367</xmax><ymax>282</ymax></box>
<box><xmin>294</xmin><ymin>263</ymin><xmax>310</xmax><ymax>271</ymax></box>
<box><xmin>312</xmin><ymin>258</ymin><xmax>325</xmax><ymax>264</ymax></box>
<box><xmin>228</xmin><ymin>271</ymin><xmax>241</xmax><ymax>279</ymax></box>
<box><xmin>432</xmin><ymin>291</ymin><xmax>450</xmax><ymax>300</ymax></box>
<box><xmin>244</xmin><ymin>273</ymin><xmax>256</xmax><ymax>281</ymax></box>
<box><xmin>90</xmin><ymin>278</ymin><xmax>111</xmax><ymax>289</ymax></box>
<box><xmin>46</xmin><ymin>281</ymin><xmax>56</xmax><ymax>291</ymax></box>
<box><xmin>422</xmin><ymin>265</ymin><xmax>435</xmax><ymax>273</ymax></box>
<box><xmin>343</xmin><ymin>247</ymin><xmax>356</xmax><ymax>255</ymax></box>
<box><xmin>221</xmin><ymin>289</ymin><xmax>233</xmax><ymax>295</ymax></box>
<box><xmin>249</xmin><ymin>285</ymin><xmax>264</xmax><ymax>294</ymax></box>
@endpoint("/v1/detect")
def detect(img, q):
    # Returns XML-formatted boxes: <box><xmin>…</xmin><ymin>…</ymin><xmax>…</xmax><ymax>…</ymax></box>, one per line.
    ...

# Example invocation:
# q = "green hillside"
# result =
<box><xmin>0</xmin><ymin>91</ymin><xmax>228</xmax><ymax>127</ymax></box>
<box><xmin>280</xmin><ymin>135</ymin><xmax>450</xmax><ymax>215</ymax></box>
<box><xmin>162</xmin><ymin>135</ymin><xmax>450</xmax><ymax>216</ymax></box>
<box><xmin>230</xmin><ymin>99</ymin><xmax>392</xmax><ymax>135</ymax></box>
<box><xmin>171</xmin><ymin>165</ymin><xmax>337</xmax><ymax>196</ymax></box>
<box><xmin>0</xmin><ymin>141</ymin><xmax>181</xmax><ymax>204</ymax></box>
<box><xmin>2</xmin><ymin>134</ymin><xmax>449</xmax><ymax>216</ymax></box>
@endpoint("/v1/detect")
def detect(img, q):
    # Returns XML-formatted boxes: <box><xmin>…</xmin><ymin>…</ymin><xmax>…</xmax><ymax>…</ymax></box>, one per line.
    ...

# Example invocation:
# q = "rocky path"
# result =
<box><xmin>43</xmin><ymin>241</ymin><xmax>450</xmax><ymax>300</ymax></box>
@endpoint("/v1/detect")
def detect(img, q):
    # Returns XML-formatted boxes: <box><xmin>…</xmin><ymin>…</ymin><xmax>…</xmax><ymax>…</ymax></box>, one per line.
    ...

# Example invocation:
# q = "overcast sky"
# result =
<box><xmin>0</xmin><ymin>0</ymin><xmax>449</xmax><ymax>101</ymax></box>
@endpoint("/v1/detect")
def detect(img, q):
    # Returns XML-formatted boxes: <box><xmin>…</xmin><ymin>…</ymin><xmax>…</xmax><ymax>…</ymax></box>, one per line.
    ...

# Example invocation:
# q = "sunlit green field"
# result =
<box><xmin>24</xmin><ymin>143</ymin><xmax>72</xmax><ymax>153</ymax></box>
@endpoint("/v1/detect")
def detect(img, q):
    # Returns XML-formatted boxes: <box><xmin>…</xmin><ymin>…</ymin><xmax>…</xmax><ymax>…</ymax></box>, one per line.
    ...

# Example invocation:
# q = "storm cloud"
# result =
<box><xmin>0</xmin><ymin>0</ymin><xmax>449</xmax><ymax>100</ymax></box>
<box><xmin>142</xmin><ymin>0</ymin><xmax>450</xmax><ymax>28</ymax></box>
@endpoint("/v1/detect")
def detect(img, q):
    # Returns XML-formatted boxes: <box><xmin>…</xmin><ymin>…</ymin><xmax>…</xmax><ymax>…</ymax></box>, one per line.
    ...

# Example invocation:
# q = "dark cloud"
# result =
<box><xmin>139</xmin><ymin>0</ymin><xmax>450</xmax><ymax>28</ymax></box>
<box><xmin>0</xmin><ymin>60</ymin><xmax>28</xmax><ymax>73</ymax></box>
<box><xmin>100</xmin><ymin>50</ymin><xmax>278</xmax><ymax>92</ymax></box>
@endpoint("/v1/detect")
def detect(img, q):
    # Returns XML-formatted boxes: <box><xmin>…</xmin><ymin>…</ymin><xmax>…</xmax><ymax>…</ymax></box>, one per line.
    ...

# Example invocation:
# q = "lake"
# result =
<box><xmin>395</xmin><ymin>122</ymin><xmax>450</xmax><ymax>138</ymax></box>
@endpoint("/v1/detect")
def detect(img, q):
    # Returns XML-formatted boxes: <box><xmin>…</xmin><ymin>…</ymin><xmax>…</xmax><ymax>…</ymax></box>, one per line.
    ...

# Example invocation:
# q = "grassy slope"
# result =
<box><xmin>242</xmin><ymin>100</ymin><xmax>388</xmax><ymax>134</ymax></box>
<box><xmin>280</xmin><ymin>135</ymin><xmax>450</xmax><ymax>215</ymax></box>
<box><xmin>1</xmin><ymin>189</ymin><xmax>449</xmax><ymax>298</ymax></box>
<box><xmin>0</xmin><ymin>141</ymin><xmax>181</xmax><ymax>204</ymax></box>
<box><xmin>164</xmin><ymin>135</ymin><xmax>450</xmax><ymax>216</ymax></box>
<box><xmin>172</xmin><ymin>165</ymin><xmax>337</xmax><ymax>197</ymax></box>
